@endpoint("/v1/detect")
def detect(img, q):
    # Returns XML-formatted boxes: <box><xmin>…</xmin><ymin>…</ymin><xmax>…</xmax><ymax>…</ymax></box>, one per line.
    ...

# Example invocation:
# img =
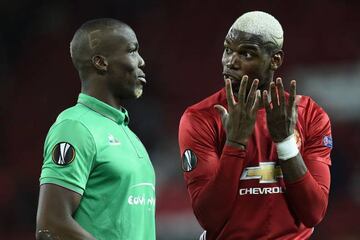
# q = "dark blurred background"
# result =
<box><xmin>1</xmin><ymin>0</ymin><xmax>360</xmax><ymax>239</ymax></box>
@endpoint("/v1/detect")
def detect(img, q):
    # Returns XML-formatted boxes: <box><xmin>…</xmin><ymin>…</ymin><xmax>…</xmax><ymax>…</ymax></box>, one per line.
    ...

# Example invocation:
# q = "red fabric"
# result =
<box><xmin>178</xmin><ymin>88</ymin><xmax>332</xmax><ymax>240</ymax></box>
<box><xmin>285</xmin><ymin>161</ymin><xmax>330</xmax><ymax>227</ymax></box>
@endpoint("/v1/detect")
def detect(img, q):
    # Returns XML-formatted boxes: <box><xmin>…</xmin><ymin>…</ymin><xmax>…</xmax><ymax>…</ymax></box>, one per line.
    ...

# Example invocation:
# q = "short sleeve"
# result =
<box><xmin>303</xmin><ymin>99</ymin><xmax>332</xmax><ymax>165</ymax></box>
<box><xmin>40</xmin><ymin>119</ymin><xmax>96</xmax><ymax>194</ymax></box>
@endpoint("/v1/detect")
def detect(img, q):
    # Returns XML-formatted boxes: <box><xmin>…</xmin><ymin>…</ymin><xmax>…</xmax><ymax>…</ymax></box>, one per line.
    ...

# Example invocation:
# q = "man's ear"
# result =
<box><xmin>91</xmin><ymin>55</ymin><xmax>108</xmax><ymax>72</ymax></box>
<box><xmin>270</xmin><ymin>50</ymin><xmax>284</xmax><ymax>71</ymax></box>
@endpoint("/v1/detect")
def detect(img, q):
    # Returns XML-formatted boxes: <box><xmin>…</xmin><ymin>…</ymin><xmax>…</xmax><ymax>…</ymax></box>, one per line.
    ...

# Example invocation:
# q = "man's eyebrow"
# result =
<box><xmin>224</xmin><ymin>41</ymin><xmax>260</xmax><ymax>52</ymax></box>
<box><xmin>127</xmin><ymin>42</ymin><xmax>139</xmax><ymax>49</ymax></box>
<box><xmin>238</xmin><ymin>44</ymin><xmax>260</xmax><ymax>51</ymax></box>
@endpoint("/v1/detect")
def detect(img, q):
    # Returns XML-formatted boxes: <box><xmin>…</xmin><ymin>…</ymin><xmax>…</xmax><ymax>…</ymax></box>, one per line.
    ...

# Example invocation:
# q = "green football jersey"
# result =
<box><xmin>40</xmin><ymin>93</ymin><xmax>156</xmax><ymax>240</ymax></box>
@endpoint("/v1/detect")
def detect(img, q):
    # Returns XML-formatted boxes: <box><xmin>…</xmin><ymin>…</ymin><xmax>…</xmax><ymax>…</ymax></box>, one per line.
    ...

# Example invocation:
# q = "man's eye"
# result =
<box><xmin>241</xmin><ymin>52</ymin><xmax>253</xmax><ymax>59</ymax></box>
<box><xmin>129</xmin><ymin>48</ymin><xmax>137</xmax><ymax>54</ymax></box>
<box><xmin>224</xmin><ymin>47</ymin><xmax>232</xmax><ymax>54</ymax></box>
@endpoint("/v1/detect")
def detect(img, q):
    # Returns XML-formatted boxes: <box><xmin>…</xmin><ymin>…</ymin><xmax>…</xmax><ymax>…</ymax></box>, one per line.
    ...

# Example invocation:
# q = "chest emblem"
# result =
<box><xmin>240</xmin><ymin>162</ymin><xmax>283</xmax><ymax>183</ymax></box>
<box><xmin>108</xmin><ymin>134</ymin><xmax>121</xmax><ymax>146</ymax></box>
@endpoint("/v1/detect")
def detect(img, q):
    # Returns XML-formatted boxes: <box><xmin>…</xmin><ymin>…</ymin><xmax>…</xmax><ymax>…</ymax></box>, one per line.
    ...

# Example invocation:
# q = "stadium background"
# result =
<box><xmin>1</xmin><ymin>0</ymin><xmax>360</xmax><ymax>239</ymax></box>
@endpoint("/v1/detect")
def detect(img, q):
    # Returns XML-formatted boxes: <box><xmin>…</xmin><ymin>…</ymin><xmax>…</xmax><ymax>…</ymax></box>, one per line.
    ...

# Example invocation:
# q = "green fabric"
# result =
<box><xmin>40</xmin><ymin>93</ymin><xmax>156</xmax><ymax>240</ymax></box>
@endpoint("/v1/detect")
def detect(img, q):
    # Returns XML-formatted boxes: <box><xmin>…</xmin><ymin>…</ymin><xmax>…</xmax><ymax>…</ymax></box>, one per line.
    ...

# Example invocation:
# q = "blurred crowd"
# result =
<box><xmin>1</xmin><ymin>0</ymin><xmax>360</xmax><ymax>239</ymax></box>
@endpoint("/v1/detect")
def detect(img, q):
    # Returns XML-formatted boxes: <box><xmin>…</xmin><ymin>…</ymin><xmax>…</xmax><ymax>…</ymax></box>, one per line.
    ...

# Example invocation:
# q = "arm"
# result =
<box><xmin>282</xmin><ymin>159</ymin><xmax>330</xmax><ymax>227</ymax></box>
<box><xmin>263</xmin><ymin>78</ymin><xmax>331</xmax><ymax>227</ymax></box>
<box><xmin>36</xmin><ymin>184</ymin><xmax>96</xmax><ymax>240</ymax></box>
<box><xmin>179</xmin><ymin>114</ymin><xmax>247</xmax><ymax>232</ymax></box>
<box><xmin>37</xmin><ymin>120</ymin><xmax>97</xmax><ymax>239</ymax></box>
<box><xmin>179</xmin><ymin>76</ymin><xmax>260</xmax><ymax>232</ymax></box>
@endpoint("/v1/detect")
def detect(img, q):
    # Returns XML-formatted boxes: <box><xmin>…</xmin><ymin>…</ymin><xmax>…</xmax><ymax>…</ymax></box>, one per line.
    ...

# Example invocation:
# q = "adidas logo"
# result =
<box><xmin>108</xmin><ymin>134</ymin><xmax>121</xmax><ymax>145</ymax></box>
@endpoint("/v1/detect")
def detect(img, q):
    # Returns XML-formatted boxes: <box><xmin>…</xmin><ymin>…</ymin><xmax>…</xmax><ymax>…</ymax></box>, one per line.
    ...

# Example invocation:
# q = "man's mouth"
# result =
<box><xmin>223</xmin><ymin>71</ymin><xmax>242</xmax><ymax>82</ymax></box>
<box><xmin>138</xmin><ymin>76</ymin><xmax>146</xmax><ymax>84</ymax></box>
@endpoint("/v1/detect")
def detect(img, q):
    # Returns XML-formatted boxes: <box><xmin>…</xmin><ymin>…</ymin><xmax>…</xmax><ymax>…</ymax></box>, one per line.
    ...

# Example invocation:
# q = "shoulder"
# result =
<box><xmin>181</xmin><ymin>88</ymin><xmax>225</xmax><ymax>123</ymax></box>
<box><xmin>296</xmin><ymin>95</ymin><xmax>332</xmax><ymax>144</ymax></box>
<box><xmin>52</xmin><ymin>102</ymin><xmax>109</xmax><ymax>133</ymax></box>
<box><xmin>45</xmin><ymin>119</ymin><xmax>94</xmax><ymax>149</ymax></box>
<box><xmin>297</xmin><ymin>95</ymin><xmax>324</xmax><ymax>111</ymax></box>
<box><xmin>46</xmin><ymin>105</ymin><xmax>96</xmax><ymax>145</ymax></box>
<box><xmin>56</xmin><ymin>103</ymin><xmax>95</xmax><ymax>123</ymax></box>
<box><xmin>44</xmin><ymin>118</ymin><xmax>97</xmax><ymax>162</ymax></box>
<box><xmin>297</xmin><ymin>95</ymin><xmax>330</xmax><ymax>123</ymax></box>
<box><xmin>179</xmin><ymin>89</ymin><xmax>225</xmax><ymax>144</ymax></box>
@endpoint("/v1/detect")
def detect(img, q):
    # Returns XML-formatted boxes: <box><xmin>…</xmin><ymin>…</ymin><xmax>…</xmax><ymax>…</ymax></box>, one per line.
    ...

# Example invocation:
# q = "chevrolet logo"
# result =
<box><xmin>240</xmin><ymin>162</ymin><xmax>283</xmax><ymax>183</ymax></box>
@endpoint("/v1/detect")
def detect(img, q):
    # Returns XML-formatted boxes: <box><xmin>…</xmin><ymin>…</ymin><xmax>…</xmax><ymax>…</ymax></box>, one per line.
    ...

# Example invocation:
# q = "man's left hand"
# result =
<box><xmin>263</xmin><ymin>78</ymin><xmax>298</xmax><ymax>143</ymax></box>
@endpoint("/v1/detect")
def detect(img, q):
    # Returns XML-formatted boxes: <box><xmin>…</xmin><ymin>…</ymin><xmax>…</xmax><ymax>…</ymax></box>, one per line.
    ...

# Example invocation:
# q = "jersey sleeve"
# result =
<box><xmin>285</xmin><ymin>160</ymin><xmax>330</xmax><ymax>227</ymax></box>
<box><xmin>178</xmin><ymin>109</ymin><xmax>247</xmax><ymax>233</ymax></box>
<box><xmin>303</xmin><ymin>98</ymin><xmax>333</xmax><ymax>165</ymax></box>
<box><xmin>40</xmin><ymin>119</ymin><xmax>96</xmax><ymax>195</ymax></box>
<box><xmin>285</xmin><ymin>97</ymin><xmax>332</xmax><ymax>227</ymax></box>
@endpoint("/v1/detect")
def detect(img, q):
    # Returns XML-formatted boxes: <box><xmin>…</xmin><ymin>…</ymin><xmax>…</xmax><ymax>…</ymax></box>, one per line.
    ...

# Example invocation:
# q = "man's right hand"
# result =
<box><xmin>214</xmin><ymin>75</ymin><xmax>261</xmax><ymax>148</ymax></box>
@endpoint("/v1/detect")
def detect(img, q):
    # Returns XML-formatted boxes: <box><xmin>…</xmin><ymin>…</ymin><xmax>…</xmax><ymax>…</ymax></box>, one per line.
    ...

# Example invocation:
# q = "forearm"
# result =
<box><xmin>279</xmin><ymin>153</ymin><xmax>307</xmax><ymax>183</ymax></box>
<box><xmin>36</xmin><ymin>218</ymin><xmax>96</xmax><ymax>240</ymax></box>
<box><xmin>191</xmin><ymin>145</ymin><xmax>246</xmax><ymax>231</ymax></box>
<box><xmin>280</xmin><ymin>154</ymin><xmax>329</xmax><ymax>227</ymax></box>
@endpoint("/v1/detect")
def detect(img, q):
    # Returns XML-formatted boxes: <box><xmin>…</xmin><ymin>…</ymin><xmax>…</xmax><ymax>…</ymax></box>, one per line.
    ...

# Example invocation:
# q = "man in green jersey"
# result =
<box><xmin>36</xmin><ymin>18</ymin><xmax>156</xmax><ymax>240</ymax></box>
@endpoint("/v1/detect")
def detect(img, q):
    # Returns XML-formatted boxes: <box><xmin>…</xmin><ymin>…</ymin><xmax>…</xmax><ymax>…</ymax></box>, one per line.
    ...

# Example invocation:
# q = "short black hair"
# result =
<box><xmin>70</xmin><ymin>18</ymin><xmax>127</xmax><ymax>69</ymax></box>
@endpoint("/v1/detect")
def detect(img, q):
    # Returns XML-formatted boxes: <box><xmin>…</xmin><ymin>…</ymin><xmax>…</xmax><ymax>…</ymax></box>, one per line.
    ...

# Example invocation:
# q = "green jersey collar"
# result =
<box><xmin>77</xmin><ymin>93</ymin><xmax>129</xmax><ymax>125</ymax></box>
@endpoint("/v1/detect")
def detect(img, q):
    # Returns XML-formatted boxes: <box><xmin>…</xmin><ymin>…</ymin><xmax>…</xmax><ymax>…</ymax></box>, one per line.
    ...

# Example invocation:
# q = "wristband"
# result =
<box><xmin>275</xmin><ymin>134</ymin><xmax>299</xmax><ymax>160</ymax></box>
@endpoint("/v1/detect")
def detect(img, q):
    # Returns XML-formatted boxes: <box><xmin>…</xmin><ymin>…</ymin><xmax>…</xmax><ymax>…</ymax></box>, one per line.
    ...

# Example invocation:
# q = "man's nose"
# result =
<box><xmin>226</xmin><ymin>53</ymin><xmax>240</xmax><ymax>69</ymax></box>
<box><xmin>138</xmin><ymin>54</ymin><xmax>145</xmax><ymax>68</ymax></box>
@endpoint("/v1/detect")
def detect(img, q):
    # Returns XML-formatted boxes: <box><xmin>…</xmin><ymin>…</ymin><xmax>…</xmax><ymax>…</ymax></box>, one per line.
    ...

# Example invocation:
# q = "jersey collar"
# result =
<box><xmin>77</xmin><ymin>93</ymin><xmax>129</xmax><ymax>125</ymax></box>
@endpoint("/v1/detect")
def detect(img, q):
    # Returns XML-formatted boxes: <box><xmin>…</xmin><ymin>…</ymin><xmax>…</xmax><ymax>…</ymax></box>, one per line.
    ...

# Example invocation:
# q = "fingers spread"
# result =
<box><xmin>246</xmin><ymin>79</ymin><xmax>259</xmax><ymax>110</ymax></box>
<box><xmin>225</xmin><ymin>79</ymin><xmax>235</xmax><ymax>109</ymax></box>
<box><xmin>276</xmin><ymin>78</ymin><xmax>286</xmax><ymax>113</ymax></box>
<box><xmin>270</xmin><ymin>81</ymin><xmax>278</xmax><ymax>109</ymax></box>
<box><xmin>251</xmin><ymin>90</ymin><xmax>261</xmax><ymax>115</ymax></box>
<box><xmin>214</xmin><ymin>104</ymin><xmax>227</xmax><ymax>115</ymax></box>
<box><xmin>289</xmin><ymin>80</ymin><xmax>296</xmax><ymax>104</ymax></box>
<box><xmin>214</xmin><ymin>104</ymin><xmax>228</xmax><ymax>123</ymax></box>
<box><xmin>263</xmin><ymin>90</ymin><xmax>271</xmax><ymax>114</ymax></box>
<box><xmin>287</xmin><ymin>80</ymin><xmax>297</xmax><ymax>116</ymax></box>
<box><xmin>238</xmin><ymin>75</ymin><xmax>248</xmax><ymax>105</ymax></box>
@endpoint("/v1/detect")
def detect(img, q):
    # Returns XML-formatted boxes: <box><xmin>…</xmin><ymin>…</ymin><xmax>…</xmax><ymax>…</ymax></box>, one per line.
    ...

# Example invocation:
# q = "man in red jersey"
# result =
<box><xmin>178</xmin><ymin>11</ymin><xmax>332</xmax><ymax>240</ymax></box>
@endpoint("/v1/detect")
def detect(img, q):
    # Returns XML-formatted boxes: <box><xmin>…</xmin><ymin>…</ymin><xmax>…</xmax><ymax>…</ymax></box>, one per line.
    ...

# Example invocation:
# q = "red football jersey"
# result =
<box><xmin>178</xmin><ymin>88</ymin><xmax>332</xmax><ymax>240</ymax></box>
